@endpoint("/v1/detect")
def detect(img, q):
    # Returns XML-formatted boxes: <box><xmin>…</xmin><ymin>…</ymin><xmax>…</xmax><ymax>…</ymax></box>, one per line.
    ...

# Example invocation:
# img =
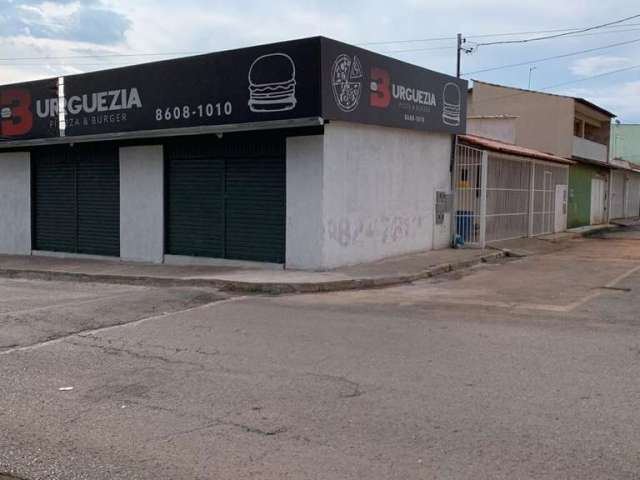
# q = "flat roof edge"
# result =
<box><xmin>0</xmin><ymin>117</ymin><xmax>325</xmax><ymax>149</ymax></box>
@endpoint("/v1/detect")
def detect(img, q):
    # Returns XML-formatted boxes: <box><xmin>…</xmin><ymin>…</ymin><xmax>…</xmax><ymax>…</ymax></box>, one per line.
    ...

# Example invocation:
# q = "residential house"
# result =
<box><xmin>468</xmin><ymin>80</ymin><xmax>615</xmax><ymax>228</ymax></box>
<box><xmin>610</xmin><ymin>123</ymin><xmax>640</xmax><ymax>219</ymax></box>
<box><xmin>453</xmin><ymin>115</ymin><xmax>573</xmax><ymax>247</ymax></box>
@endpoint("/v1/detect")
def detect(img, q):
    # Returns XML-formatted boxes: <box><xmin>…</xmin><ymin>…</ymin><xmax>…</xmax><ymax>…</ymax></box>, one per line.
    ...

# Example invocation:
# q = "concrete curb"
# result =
<box><xmin>0</xmin><ymin>252</ymin><xmax>506</xmax><ymax>295</ymax></box>
<box><xmin>580</xmin><ymin>225</ymin><xmax>622</xmax><ymax>238</ymax></box>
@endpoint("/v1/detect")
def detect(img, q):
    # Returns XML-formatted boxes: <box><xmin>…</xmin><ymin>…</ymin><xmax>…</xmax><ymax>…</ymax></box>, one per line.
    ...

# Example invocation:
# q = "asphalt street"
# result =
<box><xmin>2</xmin><ymin>229</ymin><xmax>640</xmax><ymax>479</ymax></box>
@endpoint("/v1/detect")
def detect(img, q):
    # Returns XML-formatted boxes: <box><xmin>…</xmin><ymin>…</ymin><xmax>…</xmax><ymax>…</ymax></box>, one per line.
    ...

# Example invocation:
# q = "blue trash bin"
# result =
<box><xmin>456</xmin><ymin>210</ymin><xmax>474</xmax><ymax>242</ymax></box>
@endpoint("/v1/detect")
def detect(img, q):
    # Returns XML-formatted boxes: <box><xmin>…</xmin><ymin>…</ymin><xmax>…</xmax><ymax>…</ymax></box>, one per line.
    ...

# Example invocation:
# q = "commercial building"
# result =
<box><xmin>468</xmin><ymin>81</ymin><xmax>615</xmax><ymax>228</ymax></box>
<box><xmin>0</xmin><ymin>37</ymin><xmax>466</xmax><ymax>270</ymax></box>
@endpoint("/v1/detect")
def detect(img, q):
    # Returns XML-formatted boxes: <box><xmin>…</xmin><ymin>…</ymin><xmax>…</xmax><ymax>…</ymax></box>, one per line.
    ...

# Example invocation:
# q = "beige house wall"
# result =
<box><xmin>468</xmin><ymin>81</ymin><xmax>575</xmax><ymax>158</ymax></box>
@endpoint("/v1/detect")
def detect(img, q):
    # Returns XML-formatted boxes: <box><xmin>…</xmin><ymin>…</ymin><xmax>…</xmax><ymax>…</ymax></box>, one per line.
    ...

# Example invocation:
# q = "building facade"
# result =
<box><xmin>454</xmin><ymin>116</ymin><xmax>572</xmax><ymax>246</ymax></box>
<box><xmin>0</xmin><ymin>37</ymin><xmax>467</xmax><ymax>270</ymax></box>
<box><xmin>609</xmin><ymin>124</ymin><xmax>640</xmax><ymax>220</ymax></box>
<box><xmin>468</xmin><ymin>81</ymin><xmax>615</xmax><ymax>228</ymax></box>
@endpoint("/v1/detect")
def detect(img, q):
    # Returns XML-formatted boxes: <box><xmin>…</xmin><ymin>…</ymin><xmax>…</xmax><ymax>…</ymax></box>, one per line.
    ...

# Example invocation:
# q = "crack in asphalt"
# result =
<box><xmin>0</xmin><ymin>296</ymin><xmax>246</xmax><ymax>356</ymax></box>
<box><xmin>64</xmin><ymin>340</ymin><xmax>207</xmax><ymax>369</ymax></box>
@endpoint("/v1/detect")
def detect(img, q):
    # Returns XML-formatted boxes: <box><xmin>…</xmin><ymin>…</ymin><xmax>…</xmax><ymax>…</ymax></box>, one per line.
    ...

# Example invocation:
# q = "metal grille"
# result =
<box><xmin>532</xmin><ymin>164</ymin><xmax>566</xmax><ymax>235</ymax></box>
<box><xmin>625</xmin><ymin>173</ymin><xmax>640</xmax><ymax>218</ymax></box>
<box><xmin>453</xmin><ymin>144</ymin><xmax>485</xmax><ymax>246</ymax></box>
<box><xmin>455</xmin><ymin>144</ymin><xmax>570</xmax><ymax>247</ymax></box>
<box><xmin>485</xmin><ymin>155</ymin><xmax>531</xmax><ymax>242</ymax></box>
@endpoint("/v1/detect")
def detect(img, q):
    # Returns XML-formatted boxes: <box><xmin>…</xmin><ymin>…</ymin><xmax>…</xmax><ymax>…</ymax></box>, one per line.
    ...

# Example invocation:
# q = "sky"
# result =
<box><xmin>1</xmin><ymin>0</ymin><xmax>640</xmax><ymax>122</ymax></box>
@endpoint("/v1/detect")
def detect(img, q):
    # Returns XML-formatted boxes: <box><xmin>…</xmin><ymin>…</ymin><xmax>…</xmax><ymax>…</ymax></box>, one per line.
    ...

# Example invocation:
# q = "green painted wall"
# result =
<box><xmin>568</xmin><ymin>163</ymin><xmax>608</xmax><ymax>228</ymax></box>
<box><xmin>611</xmin><ymin>124</ymin><xmax>640</xmax><ymax>166</ymax></box>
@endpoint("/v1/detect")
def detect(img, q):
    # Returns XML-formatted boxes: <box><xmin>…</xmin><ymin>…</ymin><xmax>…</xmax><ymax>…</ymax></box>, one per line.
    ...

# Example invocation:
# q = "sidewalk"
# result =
<box><xmin>0</xmin><ymin>248</ymin><xmax>508</xmax><ymax>294</ymax></box>
<box><xmin>0</xmin><ymin>232</ymin><xmax>601</xmax><ymax>294</ymax></box>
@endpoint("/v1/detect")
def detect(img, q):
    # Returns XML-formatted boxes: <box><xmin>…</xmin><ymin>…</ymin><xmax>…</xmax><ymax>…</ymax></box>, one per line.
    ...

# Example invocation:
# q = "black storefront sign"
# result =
<box><xmin>0</xmin><ymin>37</ymin><xmax>467</xmax><ymax>143</ymax></box>
<box><xmin>321</xmin><ymin>38</ymin><xmax>467</xmax><ymax>134</ymax></box>
<box><xmin>0</xmin><ymin>78</ymin><xmax>59</xmax><ymax>140</ymax></box>
<box><xmin>61</xmin><ymin>38</ymin><xmax>322</xmax><ymax>137</ymax></box>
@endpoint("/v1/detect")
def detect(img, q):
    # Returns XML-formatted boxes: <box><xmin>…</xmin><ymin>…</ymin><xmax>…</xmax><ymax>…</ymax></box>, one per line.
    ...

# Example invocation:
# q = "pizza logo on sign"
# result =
<box><xmin>331</xmin><ymin>54</ymin><xmax>363</xmax><ymax>112</ymax></box>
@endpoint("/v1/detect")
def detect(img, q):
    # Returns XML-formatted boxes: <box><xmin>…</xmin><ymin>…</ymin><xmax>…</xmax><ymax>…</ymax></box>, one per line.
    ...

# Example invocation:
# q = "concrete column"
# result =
<box><xmin>0</xmin><ymin>152</ymin><xmax>31</xmax><ymax>255</ymax></box>
<box><xmin>285</xmin><ymin>135</ymin><xmax>325</xmax><ymax>269</ymax></box>
<box><xmin>119</xmin><ymin>145</ymin><xmax>164</xmax><ymax>263</ymax></box>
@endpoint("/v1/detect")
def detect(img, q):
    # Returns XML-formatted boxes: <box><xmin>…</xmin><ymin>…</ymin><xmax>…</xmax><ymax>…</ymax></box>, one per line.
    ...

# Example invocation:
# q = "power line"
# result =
<box><xmin>1</xmin><ymin>18</ymin><xmax>639</xmax><ymax>63</ymax></box>
<box><xmin>463</xmin><ymin>37</ymin><xmax>640</xmax><ymax>76</ymax></box>
<box><xmin>359</xmin><ymin>21</ymin><xmax>640</xmax><ymax>47</ymax></box>
<box><xmin>374</xmin><ymin>28</ymin><xmax>640</xmax><ymax>56</ymax></box>
<box><xmin>0</xmin><ymin>50</ymin><xmax>204</xmax><ymax>62</ymax></box>
<box><xmin>543</xmin><ymin>63</ymin><xmax>640</xmax><ymax>90</ymax></box>
<box><xmin>470</xmin><ymin>63</ymin><xmax>640</xmax><ymax>108</ymax></box>
<box><xmin>475</xmin><ymin>13</ymin><xmax>640</xmax><ymax>47</ymax></box>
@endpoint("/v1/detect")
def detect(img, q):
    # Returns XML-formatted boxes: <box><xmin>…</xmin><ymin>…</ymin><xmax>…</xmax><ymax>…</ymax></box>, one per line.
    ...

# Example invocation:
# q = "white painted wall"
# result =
<box><xmin>467</xmin><ymin>117</ymin><xmax>517</xmax><ymax>144</ymax></box>
<box><xmin>119</xmin><ymin>145</ymin><xmax>164</xmax><ymax>263</ymax></box>
<box><xmin>322</xmin><ymin>122</ymin><xmax>451</xmax><ymax>268</ymax></box>
<box><xmin>0</xmin><ymin>152</ymin><xmax>31</xmax><ymax>255</ymax></box>
<box><xmin>285</xmin><ymin>122</ymin><xmax>452</xmax><ymax>270</ymax></box>
<box><xmin>286</xmin><ymin>135</ymin><xmax>325</xmax><ymax>268</ymax></box>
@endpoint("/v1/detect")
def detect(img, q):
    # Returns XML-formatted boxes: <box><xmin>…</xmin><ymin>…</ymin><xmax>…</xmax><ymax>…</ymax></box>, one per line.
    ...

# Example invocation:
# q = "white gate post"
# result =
<box><xmin>528</xmin><ymin>162</ymin><xmax>535</xmax><ymax>237</ymax></box>
<box><xmin>479</xmin><ymin>151</ymin><xmax>488</xmax><ymax>248</ymax></box>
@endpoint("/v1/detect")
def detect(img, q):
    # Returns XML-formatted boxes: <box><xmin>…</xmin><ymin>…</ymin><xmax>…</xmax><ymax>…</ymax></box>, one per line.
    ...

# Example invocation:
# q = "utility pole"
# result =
<box><xmin>456</xmin><ymin>33</ymin><xmax>462</xmax><ymax>78</ymax></box>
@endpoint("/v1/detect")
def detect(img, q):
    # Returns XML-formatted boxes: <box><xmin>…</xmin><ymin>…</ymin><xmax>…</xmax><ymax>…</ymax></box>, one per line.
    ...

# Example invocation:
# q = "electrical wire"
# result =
<box><xmin>359</xmin><ymin>21</ymin><xmax>640</xmax><ymax>46</ymax></box>
<box><xmin>2</xmin><ymin>18</ymin><xmax>640</xmax><ymax>62</ymax></box>
<box><xmin>470</xmin><ymin>63</ymin><xmax>640</xmax><ymax>108</ymax></box>
<box><xmin>475</xmin><ymin>13</ymin><xmax>640</xmax><ymax>47</ymax></box>
<box><xmin>463</xmin><ymin>37</ymin><xmax>640</xmax><ymax>76</ymax></box>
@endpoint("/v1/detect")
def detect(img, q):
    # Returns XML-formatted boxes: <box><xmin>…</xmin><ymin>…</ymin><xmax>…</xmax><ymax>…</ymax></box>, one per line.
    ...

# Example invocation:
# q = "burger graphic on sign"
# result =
<box><xmin>248</xmin><ymin>53</ymin><xmax>297</xmax><ymax>112</ymax></box>
<box><xmin>442</xmin><ymin>82</ymin><xmax>462</xmax><ymax>126</ymax></box>
<box><xmin>331</xmin><ymin>54</ymin><xmax>363</xmax><ymax>112</ymax></box>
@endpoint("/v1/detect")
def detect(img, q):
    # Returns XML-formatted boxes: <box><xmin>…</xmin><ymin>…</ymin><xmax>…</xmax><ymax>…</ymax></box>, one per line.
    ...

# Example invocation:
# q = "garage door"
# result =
<box><xmin>166</xmin><ymin>135</ymin><xmax>285</xmax><ymax>263</ymax></box>
<box><xmin>32</xmin><ymin>144</ymin><xmax>120</xmax><ymax>257</ymax></box>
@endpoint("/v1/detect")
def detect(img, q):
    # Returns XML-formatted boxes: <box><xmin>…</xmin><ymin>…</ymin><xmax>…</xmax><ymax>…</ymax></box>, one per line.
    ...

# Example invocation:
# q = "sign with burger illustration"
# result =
<box><xmin>321</xmin><ymin>38</ymin><xmax>467</xmax><ymax>134</ymax></box>
<box><xmin>0</xmin><ymin>37</ymin><xmax>466</xmax><ymax>143</ymax></box>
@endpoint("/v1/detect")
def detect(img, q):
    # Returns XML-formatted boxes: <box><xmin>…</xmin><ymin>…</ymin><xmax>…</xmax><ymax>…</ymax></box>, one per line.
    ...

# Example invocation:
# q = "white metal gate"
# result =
<box><xmin>453</xmin><ymin>144</ymin><xmax>486</xmax><ymax>246</ymax></box>
<box><xmin>455</xmin><ymin>144</ymin><xmax>569</xmax><ymax>247</ymax></box>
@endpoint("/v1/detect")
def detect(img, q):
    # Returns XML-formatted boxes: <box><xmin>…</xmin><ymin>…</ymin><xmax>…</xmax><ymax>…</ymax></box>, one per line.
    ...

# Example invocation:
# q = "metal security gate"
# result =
<box><xmin>453</xmin><ymin>144</ymin><xmax>485</xmax><ymax>246</ymax></box>
<box><xmin>486</xmin><ymin>156</ymin><xmax>532</xmax><ymax>242</ymax></box>
<box><xmin>32</xmin><ymin>144</ymin><xmax>120</xmax><ymax>256</ymax></box>
<box><xmin>454</xmin><ymin>144</ymin><xmax>569</xmax><ymax>246</ymax></box>
<box><xmin>165</xmin><ymin>135</ymin><xmax>286</xmax><ymax>263</ymax></box>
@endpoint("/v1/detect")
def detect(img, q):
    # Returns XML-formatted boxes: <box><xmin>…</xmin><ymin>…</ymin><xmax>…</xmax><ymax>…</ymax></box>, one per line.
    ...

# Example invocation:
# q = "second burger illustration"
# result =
<box><xmin>248</xmin><ymin>53</ymin><xmax>297</xmax><ymax>112</ymax></box>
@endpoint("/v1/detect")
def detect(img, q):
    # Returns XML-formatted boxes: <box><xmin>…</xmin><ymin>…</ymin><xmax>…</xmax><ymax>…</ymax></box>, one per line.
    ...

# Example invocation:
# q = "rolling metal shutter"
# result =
<box><xmin>76</xmin><ymin>145</ymin><xmax>120</xmax><ymax>256</ymax></box>
<box><xmin>166</xmin><ymin>157</ymin><xmax>225</xmax><ymax>258</ymax></box>
<box><xmin>165</xmin><ymin>135</ymin><xmax>285</xmax><ymax>263</ymax></box>
<box><xmin>32</xmin><ymin>145</ymin><xmax>120</xmax><ymax>256</ymax></box>
<box><xmin>225</xmin><ymin>157</ymin><xmax>285</xmax><ymax>262</ymax></box>
<box><xmin>32</xmin><ymin>148</ymin><xmax>77</xmax><ymax>253</ymax></box>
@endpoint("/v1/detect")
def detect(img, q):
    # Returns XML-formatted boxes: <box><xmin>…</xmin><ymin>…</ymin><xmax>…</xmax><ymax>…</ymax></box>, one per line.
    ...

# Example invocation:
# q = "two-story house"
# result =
<box><xmin>468</xmin><ymin>80</ymin><xmax>615</xmax><ymax>228</ymax></box>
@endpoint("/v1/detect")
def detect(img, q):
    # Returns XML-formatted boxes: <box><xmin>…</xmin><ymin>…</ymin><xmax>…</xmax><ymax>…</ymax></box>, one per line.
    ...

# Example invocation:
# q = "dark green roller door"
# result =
<box><xmin>33</xmin><ymin>144</ymin><xmax>120</xmax><ymax>257</ymax></box>
<box><xmin>166</xmin><ymin>135</ymin><xmax>285</xmax><ymax>263</ymax></box>
<box><xmin>33</xmin><ymin>148</ymin><xmax>77</xmax><ymax>253</ymax></box>
<box><xmin>166</xmin><ymin>157</ymin><xmax>225</xmax><ymax>258</ymax></box>
<box><xmin>226</xmin><ymin>157</ymin><xmax>285</xmax><ymax>262</ymax></box>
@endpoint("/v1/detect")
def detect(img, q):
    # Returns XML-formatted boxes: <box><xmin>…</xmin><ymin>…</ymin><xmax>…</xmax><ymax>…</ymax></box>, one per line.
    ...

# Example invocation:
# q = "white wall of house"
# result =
<box><xmin>0</xmin><ymin>152</ymin><xmax>31</xmax><ymax>255</ymax></box>
<box><xmin>286</xmin><ymin>121</ymin><xmax>452</xmax><ymax>270</ymax></box>
<box><xmin>119</xmin><ymin>145</ymin><xmax>164</xmax><ymax>263</ymax></box>
<box><xmin>467</xmin><ymin>116</ymin><xmax>517</xmax><ymax>144</ymax></box>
